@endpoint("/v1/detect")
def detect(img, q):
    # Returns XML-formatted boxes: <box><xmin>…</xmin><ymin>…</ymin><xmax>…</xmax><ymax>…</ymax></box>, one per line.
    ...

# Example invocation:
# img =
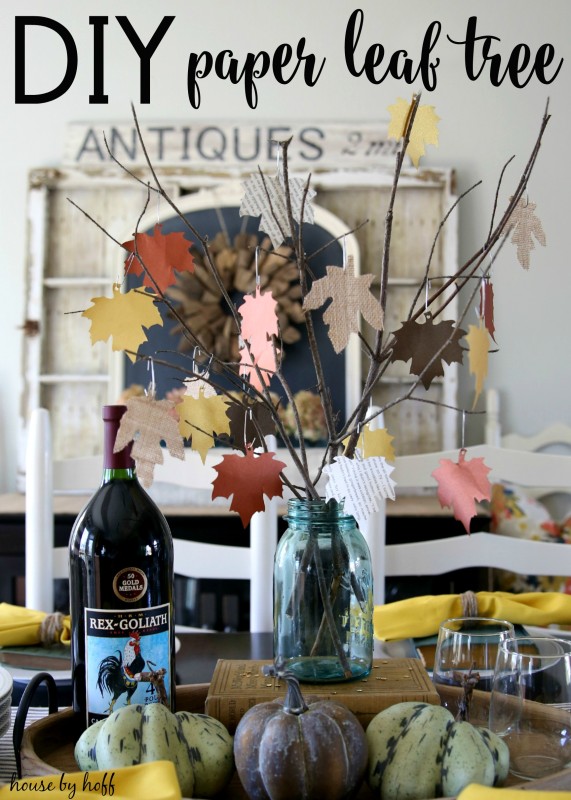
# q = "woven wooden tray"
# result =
<box><xmin>20</xmin><ymin>684</ymin><xmax>571</xmax><ymax>799</ymax></box>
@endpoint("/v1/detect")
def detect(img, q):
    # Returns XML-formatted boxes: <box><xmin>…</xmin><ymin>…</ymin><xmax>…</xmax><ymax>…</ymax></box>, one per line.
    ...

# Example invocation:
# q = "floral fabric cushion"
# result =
<box><xmin>490</xmin><ymin>482</ymin><xmax>571</xmax><ymax>594</ymax></box>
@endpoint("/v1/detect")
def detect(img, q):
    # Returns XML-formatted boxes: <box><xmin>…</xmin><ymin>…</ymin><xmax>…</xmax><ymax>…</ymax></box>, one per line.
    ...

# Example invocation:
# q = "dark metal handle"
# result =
<box><xmin>13</xmin><ymin>672</ymin><xmax>59</xmax><ymax>779</ymax></box>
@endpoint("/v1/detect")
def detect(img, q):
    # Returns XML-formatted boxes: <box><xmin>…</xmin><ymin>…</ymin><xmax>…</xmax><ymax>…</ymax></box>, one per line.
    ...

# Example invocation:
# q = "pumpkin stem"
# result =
<box><xmin>263</xmin><ymin>664</ymin><xmax>308</xmax><ymax>716</ymax></box>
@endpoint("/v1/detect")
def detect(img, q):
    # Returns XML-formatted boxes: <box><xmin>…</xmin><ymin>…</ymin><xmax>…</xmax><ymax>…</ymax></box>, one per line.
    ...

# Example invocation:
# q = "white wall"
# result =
<box><xmin>1</xmin><ymin>0</ymin><xmax>569</xmax><ymax>491</ymax></box>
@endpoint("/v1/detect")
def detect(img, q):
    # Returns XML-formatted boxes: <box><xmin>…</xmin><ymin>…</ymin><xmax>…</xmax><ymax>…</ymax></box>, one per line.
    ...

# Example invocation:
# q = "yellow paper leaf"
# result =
<box><xmin>343</xmin><ymin>425</ymin><xmax>396</xmax><ymax>461</ymax></box>
<box><xmin>177</xmin><ymin>387</ymin><xmax>232</xmax><ymax>463</ymax></box>
<box><xmin>388</xmin><ymin>97</ymin><xmax>440</xmax><ymax>167</ymax></box>
<box><xmin>82</xmin><ymin>285</ymin><xmax>162</xmax><ymax>362</ymax></box>
<box><xmin>466</xmin><ymin>321</ymin><xmax>491</xmax><ymax>409</ymax></box>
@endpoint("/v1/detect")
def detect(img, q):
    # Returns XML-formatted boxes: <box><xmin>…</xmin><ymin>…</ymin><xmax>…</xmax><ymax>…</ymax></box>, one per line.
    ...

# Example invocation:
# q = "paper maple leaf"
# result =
<box><xmin>226</xmin><ymin>400</ymin><xmax>276</xmax><ymax>451</ymax></box>
<box><xmin>389</xmin><ymin>317</ymin><xmax>466</xmax><ymax>389</ymax></box>
<box><xmin>431</xmin><ymin>449</ymin><xmax>492</xmax><ymax>534</ymax></box>
<box><xmin>466</xmin><ymin>321</ymin><xmax>491</xmax><ymax>409</ymax></box>
<box><xmin>509</xmin><ymin>197</ymin><xmax>546</xmax><ymax>270</ymax></box>
<box><xmin>82</xmin><ymin>285</ymin><xmax>163</xmax><ymax>362</ymax></box>
<box><xmin>343</xmin><ymin>425</ymin><xmax>396</xmax><ymax>461</ymax></box>
<box><xmin>239</xmin><ymin>172</ymin><xmax>316</xmax><ymax>248</ymax></box>
<box><xmin>388</xmin><ymin>97</ymin><xmax>440</xmax><ymax>167</ymax></box>
<box><xmin>123</xmin><ymin>223</ymin><xmax>195</xmax><ymax>292</ymax></box>
<box><xmin>211</xmin><ymin>446</ymin><xmax>287</xmax><ymax>526</ymax></box>
<box><xmin>238</xmin><ymin>287</ymin><xmax>280</xmax><ymax>391</ymax></box>
<box><xmin>479</xmin><ymin>279</ymin><xmax>496</xmax><ymax>343</ymax></box>
<box><xmin>114</xmin><ymin>395</ymin><xmax>185</xmax><ymax>487</ymax></box>
<box><xmin>303</xmin><ymin>257</ymin><xmax>384</xmax><ymax>353</ymax></box>
<box><xmin>177</xmin><ymin>387</ymin><xmax>232</xmax><ymax>463</ymax></box>
<box><xmin>323</xmin><ymin>455</ymin><xmax>396</xmax><ymax>530</ymax></box>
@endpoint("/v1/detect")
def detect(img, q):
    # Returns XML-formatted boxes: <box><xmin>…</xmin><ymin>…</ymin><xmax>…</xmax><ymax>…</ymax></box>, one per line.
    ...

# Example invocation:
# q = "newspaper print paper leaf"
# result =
<box><xmin>123</xmin><ymin>223</ymin><xmax>195</xmax><ymax>292</ymax></box>
<box><xmin>431</xmin><ymin>449</ymin><xmax>492</xmax><ymax>534</ymax></box>
<box><xmin>211</xmin><ymin>446</ymin><xmax>287</xmax><ymax>526</ymax></box>
<box><xmin>82</xmin><ymin>285</ymin><xmax>163</xmax><ymax>363</ymax></box>
<box><xmin>509</xmin><ymin>197</ymin><xmax>546</xmax><ymax>270</ymax></box>
<box><xmin>114</xmin><ymin>394</ymin><xmax>185</xmax><ymax>487</ymax></box>
<box><xmin>388</xmin><ymin>97</ymin><xmax>440</xmax><ymax>167</ymax></box>
<box><xmin>239</xmin><ymin>172</ymin><xmax>316</xmax><ymax>248</ymax></box>
<box><xmin>389</xmin><ymin>317</ymin><xmax>466</xmax><ymax>389</ymax></box>
<box><xmin>323</xmin><ymin>455</ymin><xmax>396</xmax><ymax>530</ymax></box>
<box><xmin>303</xmin><ymin>257</ymin><xmax>384</xmax><ymax>353</ymax></box>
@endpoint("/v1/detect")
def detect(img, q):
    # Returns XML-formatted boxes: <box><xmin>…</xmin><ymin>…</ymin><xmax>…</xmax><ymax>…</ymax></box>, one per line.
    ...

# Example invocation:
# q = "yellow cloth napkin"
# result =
<box><xmin>0</xmin><ymin>761</ymin><xmax>182</xmax><ymax>800</ymax></box>
<box><xmin>374</xmin><ymin>591</ymin><xmax>571</xmax><ymax>641</ymax></box>
<box><xmin>459</xmin><ymin>784</ymin><xmax>571</xmax><ymax>799</ymax></box>
<box><xmin>0</xmin><ymin>603</ymin><xmax>70</xmax><ymax>647</ymax></box>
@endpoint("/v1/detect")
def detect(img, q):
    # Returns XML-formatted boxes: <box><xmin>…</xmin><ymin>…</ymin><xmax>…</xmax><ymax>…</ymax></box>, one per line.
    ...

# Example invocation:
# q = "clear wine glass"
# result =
<box><xmin>489</xmin><ymin>636</ymin><xmax>571</xmax><ymax>780</ymax></box>
<box><xmin>432</xmin><ymin>617</ymin><xmax>515</xmax><ymax>725</ymax></box>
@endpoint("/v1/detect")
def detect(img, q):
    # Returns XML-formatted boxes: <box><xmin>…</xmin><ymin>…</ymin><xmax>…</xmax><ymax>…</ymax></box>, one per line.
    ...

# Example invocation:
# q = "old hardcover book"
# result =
<box><xmin>205</xmin><ymin>658</ymin><xmax>440</xmax><ymax>732</ymax></box>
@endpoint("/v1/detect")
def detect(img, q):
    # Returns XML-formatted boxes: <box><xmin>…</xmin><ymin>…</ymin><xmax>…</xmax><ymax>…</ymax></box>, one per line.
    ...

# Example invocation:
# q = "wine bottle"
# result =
<box><xmin>69</xmin><ymin>405</ymin><xmax>175</xmax><ymax>727</ymax></box>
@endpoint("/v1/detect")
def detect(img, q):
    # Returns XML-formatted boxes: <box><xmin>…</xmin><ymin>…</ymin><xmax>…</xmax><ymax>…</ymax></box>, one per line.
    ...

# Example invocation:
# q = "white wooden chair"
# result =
<box><xmin>485</xmin><ymin>388</ymin><xmax>571</xmax><ymax>454</ymax></box>
<box><xmin>363</xmin><ymin>444</ymin><xmax>571</xmax><ymax>606</ymax></box>
<box><xmin>24</xmin><ymin>408</ymin><xmax>277</xmax><ymax>631</ymax></box>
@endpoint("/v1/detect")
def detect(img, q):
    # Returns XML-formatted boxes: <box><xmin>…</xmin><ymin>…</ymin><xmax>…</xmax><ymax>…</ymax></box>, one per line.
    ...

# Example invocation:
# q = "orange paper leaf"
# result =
<box><xmin>211</xmin><ymin>446</ymin><xmax>286</xmax><ymax>526</ymax></box>
<box><xmin>431</xmin><ymin>449</ymin><xmax>492</xmax><ymax>533</ymax></box>
<box><xmin>123</xmin><ymin>223</ymin><xmax>195</xmax><ymax>292</ymax></box>
<box><xmin>82</xmin><ymin>285</ymin><xmax>163</xmax><ymax>362</ymax></box>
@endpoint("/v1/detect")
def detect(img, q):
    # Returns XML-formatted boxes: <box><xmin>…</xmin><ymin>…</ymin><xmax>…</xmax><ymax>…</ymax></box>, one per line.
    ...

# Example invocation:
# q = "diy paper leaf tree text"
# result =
<box><xmin>388</xmin><ymin>97</ymin><xmax>440</xmax><ymax>167</ymax></box>
<box><xmin>432</xmin><ymin>449</ymin><xmax>492</xmax><ymax>534</ymax></box>
<box><xmin>177</xmin><ymin>387</ymin><xmax>232</xmax><ymax>463</ymax></box>
<box><xmin>389</xmin><ymin>317</ymin><xmax>466</xmax><ymax>389</ymax></box>
<box><xmin>82</xmin><ymin>285</ymin><xmax>163</xmax><ymax>362</ymax></box>
<box><xmin>240</xmin><ymin>172</ymin><xmax>316</xmax><ymax>248</ymax></box>
<box><xmin>509</xmin><ymin>197</ymin><xmax>546</xmax><ymax>270</ymax></box>
<box><xmin>303</xmin><ymin>257</ymin><xmax>384</xmax><ymax>353</ymax></box>
<box><xmin>211</xmin><ymin>447</ymin><xmax>287</xmax><ymax>526</ymax></box>
<box><xmin>114</xmin><ymin>395</ymin><xmax>185</xmax><ymax>487</ymax></box>
<box><xmin>323</xmin><ymin>455</ymin><xmax>396</xmax><ymax>530</ymax></box>
<box><xmin>123</xmin><ymin>223</ymin><xmax>196</xmax><ymax>292</ymax></box>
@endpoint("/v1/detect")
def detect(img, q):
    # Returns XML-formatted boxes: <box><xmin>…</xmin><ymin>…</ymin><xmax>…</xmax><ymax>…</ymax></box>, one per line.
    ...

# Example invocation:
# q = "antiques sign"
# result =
<box><xmin>64</xmin><ymin>121</ymin><xmax>399</xmax><ymax>172</ymax></box>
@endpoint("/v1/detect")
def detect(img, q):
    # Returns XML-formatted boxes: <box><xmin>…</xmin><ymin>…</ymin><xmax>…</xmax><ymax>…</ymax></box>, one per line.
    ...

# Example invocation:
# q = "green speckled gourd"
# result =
<box><xmin>366</xmin><ymin>702</ymin><xmax>510</xmax><ymax>800</ymax></box>
<box><xmin>74</xmin><ymin>702</ymin><xmax>234</xmax><ymax>798</ymax></box>
<box><xmin>234</xmin><ymin>667</ymin><xmax>368</xmax><ymax>800</ymax></box>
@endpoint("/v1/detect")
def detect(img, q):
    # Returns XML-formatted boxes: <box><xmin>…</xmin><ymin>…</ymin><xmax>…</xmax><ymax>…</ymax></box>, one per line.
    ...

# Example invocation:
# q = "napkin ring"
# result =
<box><xmin>39</xmin><ymin>611</ymin><xmax>65</xmax><ymax>646</ymax></box>
<box><xmin>460</xmin><ymin>590</ymin><xmax>478</xmax><ymax>617</ymax></box>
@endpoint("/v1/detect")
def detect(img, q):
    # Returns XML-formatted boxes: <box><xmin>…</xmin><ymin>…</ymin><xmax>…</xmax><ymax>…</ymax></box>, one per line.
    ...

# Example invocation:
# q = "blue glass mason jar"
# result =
<box><xmin>273</xmin><ymin>498</ymin><xmax>373</xmax><ymax>682</ymax></box>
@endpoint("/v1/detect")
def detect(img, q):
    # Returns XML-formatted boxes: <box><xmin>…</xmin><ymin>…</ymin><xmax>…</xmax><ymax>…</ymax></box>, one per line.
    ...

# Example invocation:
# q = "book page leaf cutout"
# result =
<box><xmin>226</xmin><ymin>399</ymin><xmax>276</xmax><ymax>451</ymax></box>
<box><xmin>343</xmin><ymin>425</ymin><xmax>396</xmax><ymax>461</ymax></box>
<box><xmin>239</xmin><ymin>287</ymin><xmax>280</xmax><ymax>390</ymax></box>
<box><xmin>431</xmin><ymin>449</ymin><xmax>492</xmax><ymax>534</ymax></box>
<box><xmin>388</xmin><ymin>97</ymin><xmax>440</xmax><ymax>167</ymax></box>
<box><xmin>389</xmin><ymin>317</ymin><xmax>466</xmax><ymax>389</ymax></box>
<box><xmin>303</xmin><ymin>257</ymin><xmax>384</xmax><ymax>353</ymax></box>
<box><xmin>82</xmin><ymin>285</ymin><xmax>163</xmax><ymax>362</ymax></box>
<box><xmin>114</xmin><ymin>395</ymin><xmax>185</xmax><ymax>487</ymax></box>
<box><xmin>123</xmin><ymin>223</ymin><xmax>195</xmax><ymax>292</ymax></box>
<box><xmin>509</xmin><ymin>197</ymin><xmax>546</xmax><ymax>269</ymax></box>
<box><xmin>479</xmin><ymin>279</ymin><xmax>496</xmax><ymax>343</ymax></box>
<box><xmin>323</xmin><ymin>455</ymin><xmax>396</xmax><ymax>530</ymax></box>
<box><xmin>211</xmin><ymin>446</ymin><xmax>287</xmax><ymax>526</ymax></box>
<box><xmin>466</xmin><ymin>320</ymin><xmax>491</xmax><ymax>409</ymax></box>
<box><xmin>177</xmin><ymin>387</ymin><xmax>232</xmax><ymax>463</ymax></box>
<box><xmin>239</xmin><ymin>173</ymin><xmax>316</xmax><ymax>248</ymax></box>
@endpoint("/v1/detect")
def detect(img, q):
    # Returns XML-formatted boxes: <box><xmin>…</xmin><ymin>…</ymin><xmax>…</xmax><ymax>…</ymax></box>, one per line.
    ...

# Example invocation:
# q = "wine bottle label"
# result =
<box><xmin>84</xmin><ymin>602</ymin><xmax>172</xmax><ymax>725</ymax></box>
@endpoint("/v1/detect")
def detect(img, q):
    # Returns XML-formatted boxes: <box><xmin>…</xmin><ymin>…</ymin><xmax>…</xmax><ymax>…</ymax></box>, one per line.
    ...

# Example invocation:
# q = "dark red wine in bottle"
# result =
<box><xmin>69</xmin><ymin>405</ymin><xmax>175</xmax><ymax>726</ymax></box>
